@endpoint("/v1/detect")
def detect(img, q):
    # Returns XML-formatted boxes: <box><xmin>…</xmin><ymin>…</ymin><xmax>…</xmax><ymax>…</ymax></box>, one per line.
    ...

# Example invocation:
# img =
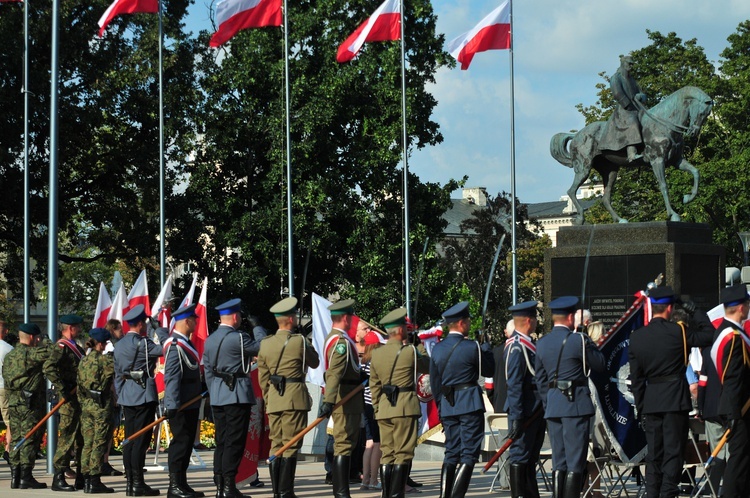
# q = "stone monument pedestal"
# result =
<box><xmin>544</xmin><ymin>222</ymin><xmax>724</xmax><ymax>328</ymax></box>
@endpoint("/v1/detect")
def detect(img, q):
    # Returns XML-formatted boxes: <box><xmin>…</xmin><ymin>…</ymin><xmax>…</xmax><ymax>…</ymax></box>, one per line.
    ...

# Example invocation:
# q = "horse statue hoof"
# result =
<box><xmin>683</xmin><ymin>194</ymin><xmax>692</xmax><ymax>204</ymax></box>
<box><xmin>618</xmin><ymin>219</ymin><xmax>628</xmax><ymax>224</ymax></box>
<box><xmin>671</xmin><ymin>213</ymin><xmax>682</xmax><ymax>222</ymax></box>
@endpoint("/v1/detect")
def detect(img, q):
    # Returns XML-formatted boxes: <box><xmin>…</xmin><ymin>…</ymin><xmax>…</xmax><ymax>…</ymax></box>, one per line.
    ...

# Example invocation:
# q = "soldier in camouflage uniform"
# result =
<box><xmin>3</xmin><ymin>322</ymin><xmax>49</xmax><ymax>489</ymax></box>
<box><xmin>45</xmin><ymin>313</ymin><xmax>86</xmax><ymax>491</ymax></box>
<box><xmin>78</xmin><ymin>327</ymin><xmax>115</xmax><ymax>494</ymax></box>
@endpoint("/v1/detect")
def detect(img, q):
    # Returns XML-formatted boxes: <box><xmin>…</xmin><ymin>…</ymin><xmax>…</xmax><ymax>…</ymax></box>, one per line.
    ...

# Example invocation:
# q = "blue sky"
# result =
<box><xmin>185</xmin><ymin>0</ymin><xmax>750</xmax><ymax>203</ymax></box>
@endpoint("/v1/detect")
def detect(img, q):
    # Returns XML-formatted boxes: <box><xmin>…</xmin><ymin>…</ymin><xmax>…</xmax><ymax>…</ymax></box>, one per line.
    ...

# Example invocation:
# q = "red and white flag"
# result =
<box><xmin>173</xmin><ymin>273</ymin><xmax>198</xmax><ymax>330</ymax></box>
<box><xmin>336</xmin><ymin>0</ymin><xmax>400</xmax><ymax>63</ymax></box>
<box><xmin>446</xmin><ymin>0</ymin><xmax>511</xmax><ymax>70</ymax></box>
<box><xmin>209</xmin><ymin>0</ymin><xmax>282</xmax><ymax>48</ymax></box>
<box><xmin>128</xmin><ymin>269</ymin><xmax>151</xmax><ymax>317</ymax></box>
<box><xmin>151</xmin><ymin>274</ymin><xmax>173</xmax><ymax>319</ymax></box>
<box><xmin>193</xmin><ymin>277</ymin><xmax>209</xmax><ymax>360</ymax></box>
<box><xmin>108</xmin><ymin>282</ymin><xmax>129</xmax><ymax>330</ymax></box>
<box><xmin>98</xmin><ymin>0</ymin><xmax>159</xmax><ymax>37</ymax></box>
<box><xmin>94</xmin><ymin>282</ymin><xmax>113</xmax><ymax>328</ymax></box>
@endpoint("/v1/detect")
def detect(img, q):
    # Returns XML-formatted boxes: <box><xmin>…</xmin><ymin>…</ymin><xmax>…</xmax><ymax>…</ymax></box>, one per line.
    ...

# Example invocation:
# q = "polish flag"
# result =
<box><xmin>209</xmin><ymin>0</ymin><xmax>282</xmax><ymax>48</ymax></box>
<box><xmin>172</xmin><ymin>273</ymin><xmax>198</xmax><ymax>331</ymax></box>
<box><xmin>446</xmin><ymin>0</ymin><xmax>511</xmax><ymax>70</ymax></box>
<box><xmin>336</xmin><ymin>0</ymin><xmax>401</xmax><ymax>64</ymax></box>
<box><xmin>151</xmin><ymin>274</ymin><xmax>173</xmax><ymax>319</ymax></box>
<box><xmin>94</xmin><ymin>282</ymin><xmax>112</xmax><ymax>328</ymax></box>
<box><xmin>108</xmin><ymin>282</ymin><xmax>129</xmax><ymax>331</ymax></box>
<box><xmin>128</xmin><ymin>269</ymin><xmax>151</xmax><ymax>317</ymax></box>
<box><xmin>193</xmin><ymin>277</ymin><xmax>209</xmax><ymax>360</ymax></box>
<box><xmin>98</xmin><ymin>0</ymin><xmax>159</xmax><ymax>37</ymax></box>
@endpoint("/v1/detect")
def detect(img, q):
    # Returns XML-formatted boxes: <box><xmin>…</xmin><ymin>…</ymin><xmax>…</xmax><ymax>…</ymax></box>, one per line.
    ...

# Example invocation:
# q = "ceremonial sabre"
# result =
<box><xmin>481</xmin><ymin>406</ymin><xmax>543</xmax><ymax>474</ymax></box>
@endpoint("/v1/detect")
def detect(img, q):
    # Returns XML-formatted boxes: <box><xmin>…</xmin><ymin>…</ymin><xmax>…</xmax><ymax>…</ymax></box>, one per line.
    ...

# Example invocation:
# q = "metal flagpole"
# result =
<box><xmin>400</xmin><ymin>0</ymin><xmax>411</xmax><ymax>316</ymax></box>
<box><xmin>23</xmin><ymin>0</ymin><xmax>30</xmax><ymax>321</ymax></box>
<box><xmin>508</xmin><ymin>0</ymin><xmax>518</xmax><ymax>305</ymax></box>
<box><xmin>158</xmin><ymin>0</ymin><xmax>166</xmax><ymax>288</ymax></box>
<box><xmin>48</xmin><ymin>0</ymin><xmax>61</xmax><ymax>472</ymax></box>
<box><xmin>284</xmin><ymin>0</ymin><xmax>294</xmax><ymax>297</ymax></box>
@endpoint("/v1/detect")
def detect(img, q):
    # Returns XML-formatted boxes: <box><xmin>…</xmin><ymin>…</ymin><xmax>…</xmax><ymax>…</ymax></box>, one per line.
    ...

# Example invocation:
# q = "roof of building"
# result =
<box><xmin>443</xmin><ymin>199</ymin><xmax>483</xmax><ymax>237</ymax></box>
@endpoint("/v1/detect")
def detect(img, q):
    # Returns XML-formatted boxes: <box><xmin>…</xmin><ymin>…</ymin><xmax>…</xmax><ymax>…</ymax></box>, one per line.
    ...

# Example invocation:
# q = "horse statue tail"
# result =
<box><xmin>550</xmin><ymin>132</ymin><xmax>575</xmax><ymax>168</ymax></box>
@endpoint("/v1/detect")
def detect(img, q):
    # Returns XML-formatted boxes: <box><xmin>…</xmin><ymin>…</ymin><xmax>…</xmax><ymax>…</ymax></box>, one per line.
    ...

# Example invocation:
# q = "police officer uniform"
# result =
<box><xmin>77</xmin><ymin>327</ymin><xmax>116</xmax><ymax>494</ymax></box>
<box><xmin>369</xmin><ymin>308</ymin><xmax>430</xmax><ymax>498</ymax></box>
<box><xmin>202</xmin><ymin>298</ymin><xmax>261</xmax><ymax>498</ymax></box>
<box><xmin>504</xmin><ymin>301</ymin><xmax>545</xmax><ymax>498</ymax></box>
<box><xmin>258</xmin><ymin>297</ymin><xmax>320</xmax><ymax>498</ymax></box>
<box><xmin>710</xmin><ymin>284</ymin><xmax>750</xmax><ymax>498</ymax></box>
<box><xmin>628</xmin><ymin>286</ymin><xmax>714</xmax><ymax>498</ymax></box>
<box><xmin>534</xmin><ymin>296</ymin><xmax>605</xmax><ymax>498</ymax></box>
<box><xmin>429</xmin><ymin>302</ymin><xmax>494</xmax><ymax>498</ymax></box>
<box><xmin>114</xmin><ymin>304</ymin><xmax>167</xmax><ymax>497</ymax></box>
<box><xmin>45</xmin><ymin>313</ymin><xmax>86</xmax><ymax>491</ymax></box>
<box><xmin>3</xmin><ymin>323</ymin><xmax>49</xmax><ymax>489</ymax></box>
<box><xmin>317</xmin><ymin>298</ymin><xmax>364</xmax><ymax>498</ymax></box>
<box><xmin>164</xmin><ymin>304</ymin><xmax>205</xmax><ymax>498</ymax></box>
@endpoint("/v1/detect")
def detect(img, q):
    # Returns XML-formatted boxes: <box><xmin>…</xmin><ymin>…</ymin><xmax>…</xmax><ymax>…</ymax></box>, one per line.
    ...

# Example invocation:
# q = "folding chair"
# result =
<box><xmin>684</xmin><ymin>418</ymin><xmax>718</xmax><ymax>498</ymax></box>
<box><xmin>583</xmin><ymin>427</ymin><xmax>611</xmax><ymax>498</ymax></box>
<box><xmin>593</xmin><ymin>423</ymin><xmax>645</xmax><ymax>498</ymax></box>
<box><xmin>486</xmin><ymin>413</ymin><xmax>510</xmax><ymax>492</ymax></box>
<box><xmin>536</xmin><ymin>429</ymin><xmax>553</xmax><ymax>491</ymax></box>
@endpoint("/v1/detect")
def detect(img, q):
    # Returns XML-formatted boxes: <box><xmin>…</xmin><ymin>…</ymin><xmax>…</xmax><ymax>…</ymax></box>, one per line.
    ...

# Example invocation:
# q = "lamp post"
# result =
<box><xmin>738</xmin><ymin>231</ymin><xmax>750</xmax><ymax>267</ymax></box>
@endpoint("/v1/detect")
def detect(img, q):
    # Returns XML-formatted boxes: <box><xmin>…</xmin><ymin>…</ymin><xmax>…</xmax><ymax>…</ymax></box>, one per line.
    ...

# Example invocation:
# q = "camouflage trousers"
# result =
<box><xmin>53</xmin><ymin>398</ymin><xmax>83</xmax><ymax>471</ymax></box>
<box><xmin>80</xmin><ymin>400</ymin><xmax>112</xmax><ymax>475</ymax></box>
<box><xmin>7</xmin><ymin>400</ymin><xmax>44</xmax><ymax>467</ymax></box>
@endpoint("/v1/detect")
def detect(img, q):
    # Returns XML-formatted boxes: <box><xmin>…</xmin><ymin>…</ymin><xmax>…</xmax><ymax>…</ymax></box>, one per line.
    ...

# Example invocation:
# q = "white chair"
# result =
<box><xmin>486</xmin><ymin>413</ymin><xmax>510</xmax><ymax>492</ymax></box>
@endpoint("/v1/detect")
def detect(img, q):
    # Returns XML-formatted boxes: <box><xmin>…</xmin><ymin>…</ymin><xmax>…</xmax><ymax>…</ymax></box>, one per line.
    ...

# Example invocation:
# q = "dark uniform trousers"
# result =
<box><xmin>509</xmin><ymin>415</ymin><xmax>545</xmax><ymax>464</ymax></box>
<box><xmin>724</xmin><ymin>417</ymin><xmax>750</xmax><ymax>497</ymax></box>
<box><xmin>643</xmin><ymin>412</ymin><xmax>687</xmax><ymax>498</ymax></box>
<box><xmin>546</xmin><ymin>416</ymin><xmax>590</xmax><ymax>473</ymax></box>
<box><xmin>123</xmin><ymin>402</ymin><xmax>157</xmax><ymax>473</ymax></box>
<box><xmin>213</xmin><ymin>403</ymin><xmax>252</xmax><ymax>480</ymax></box>
<box><xmin>442</xmin><ymin>413</ymin><xmax>484</xmax><ymax>465</ymax></box>
<box><xmin>168</xmin><ymin>408</ymin><xmax>200</xmax><ymax>473</ymax></box>
<box><xmin>268</xmin><ymin>411</ymin><xmax>307</xmax><ymax>457</ymax></box>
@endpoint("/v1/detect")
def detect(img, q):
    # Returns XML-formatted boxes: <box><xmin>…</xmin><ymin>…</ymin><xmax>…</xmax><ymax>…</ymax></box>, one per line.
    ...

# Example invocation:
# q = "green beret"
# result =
<box><xmin>19</xmin><ymin>322</ymin><xmax>41</xmax><ymax>336</ymax></box>
<box><xmin>60</xmin><ymin>314</ymin><xmax>83</xmax><ymax>325</ymax></box>
<box><xmin>328</xmin><ymin>298</ymin><xmax>355</xmax><ymax>316</ymax></box>
<box><xmin>379</xmin><ymin>308</ymin><xmax>407</xmax><ymax>328</ymax></box>
<box><xmin>270</xmin><ymin>297</ymin><xmax>298</xmax><ymax>316</ymax></box>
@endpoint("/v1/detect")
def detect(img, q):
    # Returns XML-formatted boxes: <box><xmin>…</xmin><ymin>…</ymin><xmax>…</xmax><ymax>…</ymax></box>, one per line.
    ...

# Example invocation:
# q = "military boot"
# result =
<box><xmin>20</xmin><ymin>466</ymin><xmax>48</xmax><ymax>489</ymax></box>
<box><xmin>131</xmin><ymin>470</ymin><xmax>160</xmax><ymax>496</ymax></box>
<box><xmin>76</xmin><ymin>469</ymin><xmax>86</xmax><ymax>490</ymax></box>
<box><xmin>450</xmin><ymin>463</ymin><xmax>474</xmax><ymax>498</ymax></box>
<box><xmin>380</xmin><ymin>464</ymin><xmax>393</xmax><ymax>498</ymax></box>
<box><xmin>179</xmin><ymin>471</ymin><xmax>205</xmax><ymax>498</ymax></box>
<box><xmin>221</xmin><ymin>476</ymin><xmax>247</xmax><ymax>498</ymax></box>
<box><xmin>167</xmin><ymin>472</ymin><xmax>195</xmax><ymax>498</ymax></box>
<box><xmin>87</xmin><ymin>474</ymin><xmax>115</xmax><ymax>494</ymax></box>
<box><xmin>552</xmin><ymin>471</ymin><xmax>566</xmax><ymax>498</ymax></box>
<box><xmin>332</xmin><ymin>455</ymin><xmax>352</xmax><ymax>498</ymax></box>
<box><xmin>278</xmin><ymin>457</ymin><xmax>298</xmax><ymax>498</ymax></box>
<box><xmin>562</xmin><ymin>472</ymin><xmax>582</xmax><ymax>498</ymax></box>
<box><xmin>213</xmin><ymin>475</ymin><xmax>224</xmax><ymax>498</ymax></box>
<box><xmin>438</xmin><ymin>463</ymin><xmax>456</xmax><ymax>498</ymax></box>
<box><xmin>10</xmin><ymin>465</ymin><xmax>21</xmax><ymax>489</ymax></box>
<box><xmin>52</xmin><ymin>470</ymin><xmax>76</xmax><ymax>491</ymax></box>
<box><xmin>509</xmin><ymin>463</ymin><xmax>527</xmax><ymax>498</ymax></box>
<box><xmin>269</xmin><ymin>458</ymin><xmax>282</xmax><ymax>498</ymax></box>
<box><xmin>389</xmin><ymin>464</ymin><xmax>409</xmax><ymax>498</ymax></box>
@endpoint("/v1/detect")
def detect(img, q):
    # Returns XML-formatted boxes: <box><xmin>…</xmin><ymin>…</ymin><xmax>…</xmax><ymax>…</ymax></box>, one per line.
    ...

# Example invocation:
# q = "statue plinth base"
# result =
<box><xmin>544</xmin><ymin>222</ymin><xmax>724</xmax><ymax>329</ymax></box>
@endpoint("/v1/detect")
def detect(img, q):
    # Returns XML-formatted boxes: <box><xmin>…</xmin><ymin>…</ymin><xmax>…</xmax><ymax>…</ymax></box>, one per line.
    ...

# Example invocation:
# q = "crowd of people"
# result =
<box><xmin>1</xmin><ymin>283</ymin><xmax>750</xmax><ymax>498</ymax></box>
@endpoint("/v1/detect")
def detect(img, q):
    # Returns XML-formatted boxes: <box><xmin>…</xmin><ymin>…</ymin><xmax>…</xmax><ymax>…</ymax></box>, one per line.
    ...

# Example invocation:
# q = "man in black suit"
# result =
<box><xmin>628</xmin><ymin>286</ymin><xmax>713</xmax><ymax>498</ymax></box>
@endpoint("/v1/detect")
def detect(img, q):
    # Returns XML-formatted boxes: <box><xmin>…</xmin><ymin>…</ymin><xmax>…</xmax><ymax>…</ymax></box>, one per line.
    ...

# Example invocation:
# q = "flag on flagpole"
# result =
<box><xmin>151</xmin><ymin>274</ymin><xmax>173</xmax><ymax>319</ymax></box>
<box><xmin>336</xmin><ymin>0</ymin><xmax>401</xmax><ymax>63</ymax></box>
<box><xmin>172</xmin><ymin>273</ymin><xmax>198</xmax><ymax>331</ymax></box>
<box><xmin>209</xmin><ymin>0</ymin><xmax>282</xmax><ymax>48</ymax></box>
<box><xmin>193</xmin><ymin>277</ymin><xmax>209</xmax><ymax>359</ymax></box>
<box><xmin>127</xmin><ymin>269</ymin><xmax>151</xmax><ymax>317</ymax></box>
<box><xmin>108</xmin><ymin>282</ymin><xmax>129</xmax><ymax>330</ymax></box>
<box><xmin>94</xmin><ymin>282</ymin><xmax>113</xmax><ymax>328</ymax></box>
<box><xmin>97</xmin><ymin>0</ymin><xmax>159</xmax><ymax>37</ymax></box>
<box><xmin>446</xmin><ymin>0</ymin><xmax>511</xmax><ymax>70</ymax></box>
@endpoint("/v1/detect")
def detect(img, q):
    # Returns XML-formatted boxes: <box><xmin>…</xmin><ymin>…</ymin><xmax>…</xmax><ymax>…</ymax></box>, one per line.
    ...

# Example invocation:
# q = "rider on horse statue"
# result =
<box><xmin>600</xmin><ymin>55</ymin><xmax>647</xmax><ymax>163</ymax></box>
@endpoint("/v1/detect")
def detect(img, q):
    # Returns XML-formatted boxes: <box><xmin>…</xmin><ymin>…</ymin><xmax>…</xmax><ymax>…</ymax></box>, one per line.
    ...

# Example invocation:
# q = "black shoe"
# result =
<box><xmin>102</xmin><ymin>461</ymin><xmax>124</xmax><ymax>476</ymax></box>
<box><xmin>132</xmin><ymin>471</ymin><xmax>160</xmax><ymax>496</ymax></box>
<box><xmin>179</xmin><ymin>471</ymin><xmax>205</xmax><ymax>498</ymax></box>
<box><xmin>10</xmin><ymin>465</ymin><xmax>21</xmax><ymax>489</ymax></box>
<box><xmin>52</xmin><ymin>471</ymin><xmax>77</xmax><ymax>491</ymax></box>
<box><xmin>87</xmin><ymin>474</ymin><xmax>115</xmax><ymax>494</ymax></box>
<box><xmin>222</xmin><ymin>478</ymin><xmax>247</xmax><ymax>498</ymax></box>
<box><xmin>20</xmin><ymin>466</ymin><xmax>48</xmax><ymax>489</ymax></box>
<box><xmin>325</xmin><ymin>473</ymin><xmax>333</xmax><ymax>485</ymax></box>
<box><xmin>167</xmin><ymin>472</ymin><xmax>196</xmax><ymax>498</ymax></box>
<box><xmin>406</xmin><ymin>477</ymin><xmax>422</xmax><ymax>488</ymax></box>
<box><xmin>249</xmin><ymin>477</ymin><xmax>264</xmax><ymax>488</ymax></box>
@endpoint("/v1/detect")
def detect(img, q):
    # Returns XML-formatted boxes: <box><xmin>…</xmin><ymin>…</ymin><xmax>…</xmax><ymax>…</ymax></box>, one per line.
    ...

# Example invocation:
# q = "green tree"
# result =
<box><xmin>172</xmin><ymin>0</ymin><xmax>457</xmax><ymax>323</ymax></box>
<box><xmin>0</xmin><ymin>0</ymin><xmax>200</xmax><ymax>302</ymax></box>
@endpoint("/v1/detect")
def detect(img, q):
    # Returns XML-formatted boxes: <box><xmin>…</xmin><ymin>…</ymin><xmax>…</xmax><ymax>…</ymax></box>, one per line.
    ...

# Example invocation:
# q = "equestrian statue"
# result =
<box><xmin>550</xmin><ymin>56</ymin><xmax>713</xmax><ymax>225</ymax></box>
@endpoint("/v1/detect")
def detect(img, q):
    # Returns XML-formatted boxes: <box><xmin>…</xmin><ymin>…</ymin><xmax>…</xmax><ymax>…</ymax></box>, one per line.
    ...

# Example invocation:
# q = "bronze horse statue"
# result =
<box><xmin>550</xmin><ymin>86</ymin><xmax>713</xmax><ymax>224</ymax></box>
